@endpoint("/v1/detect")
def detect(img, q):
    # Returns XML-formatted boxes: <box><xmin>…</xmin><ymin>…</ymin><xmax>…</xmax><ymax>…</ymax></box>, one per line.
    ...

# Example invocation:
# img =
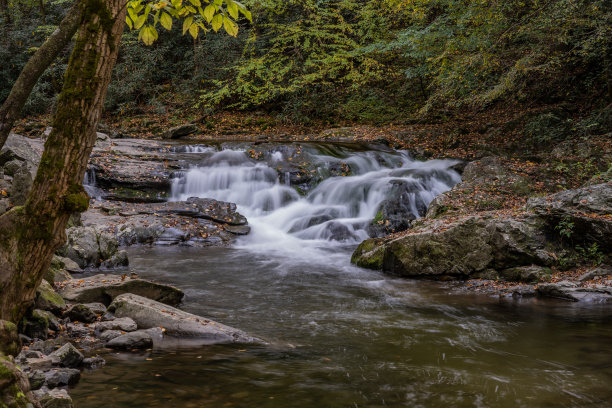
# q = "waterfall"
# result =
<box><xmin>170</xmin><ymin>145</ymin><xmax>461</xmax><ymax>245</ymax></box>
<box><xmin>83</xmin><ymin>168</ymin><xmax>103</xmax><ymax>200</ymax></box>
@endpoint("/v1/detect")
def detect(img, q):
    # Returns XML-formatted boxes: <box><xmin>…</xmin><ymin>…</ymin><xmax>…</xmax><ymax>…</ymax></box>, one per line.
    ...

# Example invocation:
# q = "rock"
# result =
<box><xmin>100</xmin><ymin>249</ymin><xmax>129</xmax><ymax>269</ymax></box>
<box><xmin>94</xmin><ymin>132</ymin><xmax>111</xmax><ymax>150</ymax></box>
<box><xmin>35</xmin><ymin>310</ymin><xmax>60</xmax><ymax>332</ymax></box>
<box><xmin>537</xmin><ymin>281</ymin><xmax>612</xmax><ymax>302</ymax></box>
<box><xmin>509</xmin><ymin>285</ymin><xmax>537</xmax><ymax>298</ymax></box>
<box><xmin>94</xmin><ymin>317</ymin><xmax>137</xmax><ymax>334</ymax></box>
<box><xmin>57</xmin><ymin>226</ymin><xmax>119</xmax><ymax>269</ymax></box>
<box><xmin>16</xmin><ymin>350</ymin><xmax>45</xmax><ymax>363</ymax></box>
<box><xmin>367</xmin><ymin>179</ymin><xmax>420</xmax><ymax>237</ymax></box>
<box><xmin>578</xmin><ymin>265</ymin><xmax>612</xmax><ymax>282</ymax></box>
<box><xmin>65</xmin><ymin>304</ymin><xmax>98</xmax><ymax>323</ymax></box>
<box><xmin>44</xmin><ymin>368</ymin><xmax>81</xmax><ymax>387</ymax></box>
<box><xmin>49</xmin><ymin>343</ymin><xmax>83</xmax><ymax>368</ymax></box>
<box><xmin>35</xmin><ymin>280</ymin><xmax>66</xmax><ymax>314</ymax></box>
<box><xmin>37</xmin><ymin>388</ymin><xmax>74</xmax><ymax>408</ymax></box>
<box><xmin>0</xmin><ymin>320</ymin><xmax>20</xmax><ymax>357</ymax></box>
<box><xmin>160</xmin><ymin>124</ymin><xmax>198</xmax><ymax>139</ymax></box>
<box><xmin>44</xmin><ymin>256</ymin><xmax>75</xmax><ymax>284</ymax></box>
<box><xmin>0</xmin><ymin>356</ymin><xmax>40</xmax><ymax>407</ymax></box>
<box><xmin>527</xmin><ymin>183</ymin><xmax>612</xmax><ymax>248</ymax></box>
<box><xmin>462</xmin><ymin>157</ymin><xmax>505</xmax><ymax>183</ymax></box>
<box><xmin>82</xmin><ymin>356</ymin><xmax>106</xmax><ymax>369</ymax></box>
<box><xmin>56</xmin><ymin>256</ymin><xmax>82</xmax><ymax>274</ymax></box>
<box><xmin>24</xmin><ymin>356</ymin><xmax>56</xmax><ymax>371</ymax></box>
<box><xmin>98</xmin><ymin>330</ymin><xmax>123</xmax><ymax>343</ymax></box>
<box><xmin>7</xmin><ymin>162</ymin><xmax>32</xmax><ymax>205</ymax></box>
<box><xmin>21</xmin><ymin>309</ymin><xmax>50</xmax><ymax>340</ymax></box>
<box><xmin>83</xmin><ymin>303</ymin><xmax>107</xmax><ymax>315</ymax></box>
<box><xmin>65</xmin><ymin>323</ymin><xmax>90</xmax><ymax>338</ymax></box>
<box><xmin>352</xmin><ymin>214</ymin><xmax>553</xmax><ymax>278</ymax></box>
<box><xmin>109</xmin><ymin>294</ymin><xmax>259</xmax><ymax>343</ymax></box>
<box><xmin>58</xmin><ymin>274</ymin><xmax>184</xmax><ymax>306</ymax></box>
<box><xmin>105</xmin><ymin>330</ymin><xmax>153</xmax><ymax>349</ymax></box>
<box><xmin>499</xmin><ymin>266</ymin><xmax>551</xmax><ymax>283</ymax></box>
<box><xmin>27</xmin><ymin>370</ymin><xmax>46</xmax><ymax>390</ymax></box>
<box><xmin>0</xmin><ymin>133</ymin><xmax>43</xmax><ymax>174</ymax></box>
<box><xmin>30</xmin><ymin>338</ymin><xmax>67</xmax><ymax>355</ymax></box>
<box><xmin>2</xmin><ymin>159</ymin><xmax>21</xmax><ymax>176</ymax></box>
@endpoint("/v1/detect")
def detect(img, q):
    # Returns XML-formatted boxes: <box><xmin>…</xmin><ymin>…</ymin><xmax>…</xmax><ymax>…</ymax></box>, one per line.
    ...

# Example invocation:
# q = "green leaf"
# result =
<box><xmin>135</xmin><ymin>14</ymin><xmax>147</xmax><ymax>29</ymax></box>
<box><xmin>141</xmin><ymin>26</ymin><xmax>154</xmax><ymax>45</ymax></box>
<box><xmin>203</xmin><ymin>4</ymin><xmax>215</xmax><ymax>22</ymax></box>
<box><xmin>160</xmin><ymin>12</ymin><xmax>172</xmax><ymax>30</ymax></box>
<box><xmin>189</xmin><ymin>22</ymin><xmax>199</xmax><ymax>38</ymax></box>
<box><xmin>128</xmin><ymin>8</ymin><xmax>138</xmax><ymax>22</ymax></box>
<box><xmin>211</xmin><ymin>13</ymin><xmax>222</xmax><ymax>32</ymax></box>
<box><xmin>223</xmin><ymin>16</ymin><xmax>238</xmax><ymax>37</ymax></box>
<box><xmin>125</xmin><ymin>15</ymin><xmax>133</xmax><ymax>29</ymax></box>
<box><xmin>182</xmin><ymin>16</ymin><xmax>193</xmax><ymax>34</ymax></box>
<box><xmin>190</xmin><ymin>0</ymin><xmax>201</xmax><ymax>7</ymax></box>
<box><xmin>226</xmin><ymin>0</ymin><xmax>238</xmax><ymax>19</ymax></box>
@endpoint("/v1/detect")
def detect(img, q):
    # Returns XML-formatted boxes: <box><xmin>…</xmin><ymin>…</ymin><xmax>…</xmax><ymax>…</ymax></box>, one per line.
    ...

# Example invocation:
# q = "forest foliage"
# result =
<box><xmin>1</xmin><ymin>0</ymin><xmax>611</xmax><ymax>126</ymax></box>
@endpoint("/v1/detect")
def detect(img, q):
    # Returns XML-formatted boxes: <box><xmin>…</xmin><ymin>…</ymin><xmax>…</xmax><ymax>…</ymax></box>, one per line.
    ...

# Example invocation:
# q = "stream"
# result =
<box><xmin>71</xmin><ymin>144</ymin><xmax>612</xmax><ymax>407</ymax></box>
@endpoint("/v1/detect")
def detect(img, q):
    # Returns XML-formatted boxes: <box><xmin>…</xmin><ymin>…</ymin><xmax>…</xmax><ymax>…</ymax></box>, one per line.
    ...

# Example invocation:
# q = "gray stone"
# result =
<box><xmin>57</xmin><ymin>226</ymin><xmax>119</xmax><ymax>269</ymax></box>
<box><xmin>37</xmin><ymin>388</ymin><xmax>74</xmax><ymax>408</ymax></box>
<box><xmin>82</xmin><ymin>356</ymin><xmax>106</xmax><ymax>369</ymax></box>
<box><xmin>65</xmin><ymin>304</ymin><xmax>97</xmax><ymax>323</ymax></box>
<box><xmin>44</xmin><ymin>368</ymin><xmax>81</xmax><ymax>387</ymax></box>
<box><xmin>98</xmin><ymin>330</ymin><xmax>123</xmax><ymax>343</ymax></box>
<box><xmin>579</xmin><ymin>265</ymin><xmax>612</xmax><ymax>282</ymax></box>
<box><xmin>160</xmin><ymin>124</ymin><xmax>198</xmax><ymax>139</ymax></box>
<box><xmin>94</xmin><ymin>317</ymin><xmax>137</xmax><ymax>333</ymax></box>
<box><xmin>8</xmin><ymin>162</ymin><xmax>32</xmax><ymax>205</ymax></box>
<box><xmin>34</xmin><ymin>310</ymin><xmax>60</xmax><ymax>332</ymax></box>
<box><xmin>105</xmin><ymin>330</ymin><xmax>153</xmax><ymax>349</ymax></box>
<box><xmin>109</xmin><ymin>293</ymin><xmax>259</xmax><ymax>343</ymax></box>
<box><xmin>537</xmin><ymin>281</ymin><xmax>612</xmax><ymax>302</ymax></box>
<box><xmin>27</xmin><ymin>370</ymin><xmax>46</xmax><ymax>390</ymax></box>
<box><xmin>49</xmin><ymin>343</ymin><xmax>83</xmax><ymax>368</ymax></box>
<box><xmin>100</xmin><ymin>249</ymin><xmax>129</xmax><ymax>269</ymax></box>
<box><xmin>58</xmin><ymin>274</ymin><xmax>184</xmax><ymax>306</ymax></box>
<box><xmin>24</xmin><ymin>356</ymin><xmax>56</xmax><ymax>371</ymax></box>
<box><xmin>83</xmin><ymin>302</ymin><xmax>107</xmax><ymax>315</ymax></box>
<box><xmin>65</xmin><ymin>323</ymin><xmax>90</xmax><ymax>337</ymax></box>
<box><xmin>21</xmin><ymin>309</ymin><xmax>50</xmax><ymax>340</ymax></box>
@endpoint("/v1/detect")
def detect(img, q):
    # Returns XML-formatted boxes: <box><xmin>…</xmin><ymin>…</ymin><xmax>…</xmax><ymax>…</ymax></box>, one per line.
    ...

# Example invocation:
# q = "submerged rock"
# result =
<box><xmin>58</xmin><ymin>274</ymin><xmax>184</xmax><ymax>306</ymax></box>
<box><xmin>109</xmin><ymin>293</ymin><xmax>259</xmax><ymax>343</ymax></box>
<box><xmin>537</xmin><ymin>281</ymin><xmax>612</xmax><ymax>302</ymax></box>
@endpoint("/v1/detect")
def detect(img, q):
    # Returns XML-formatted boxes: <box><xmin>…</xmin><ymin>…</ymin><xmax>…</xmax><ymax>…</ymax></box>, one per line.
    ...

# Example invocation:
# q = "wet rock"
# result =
<box><xmin>160</xmin><ymin>124</ymin><xmax>198</xmax><ymax>139</ymax></box>
<box><xmin>82</xmin><ymin>356</ymin><xmax>106</xmax><ymax>369</ymax></box>
<box><xmin>0</xmin><ymin>356</ymin><xmax>40</xmax><ymax>407</ymax></box>
<box><xmin>353</xmin><ymin>215</ymin><xmax>553</xmax><ymax>278</ymax></box>
<box><xmin>44</xmin><ymin>368</ymin><xmax>81</xmax><ymax>387</ymax></box>
<box><xmin>65</xmin><ymin>304</ymin><xmax>98</xmax><ymax>324</ymax></box>
<box><xmin>94</xmin><ymin>317</ymin><xmax>137</xmax><ymax>334</ymax></box>
<box><xmin>527</xmin><ymin>183</ymin><xmax>612</xmax><ymax>248</ymax></box>
<box><xmin>499</xmin><ymin>266</ymin><xmax>551</xmax><ymax>283</ymax></box>
<box><xmin>367</xmin><ymin>179</ymin><xmax>421</xmax><ymax>237</ymax></box>
<box><xmin>30</xmin><ymin>338</ymin><xmax>68</xmax><ymax>355</ymax></box>
<box><xmin>36</xmin><ymin>280</ymin><xmax>66</xmax><ymax>314</ymax></box>
<box><xmin>49</xmin><ymin>343</ymin><xmax>83</xmax><ymax>368</ymax></box>
<box><xmin>509</xmin><ymin>285</ymin><xmax>537</xmax><ymax>298</ymax></box>
<box><xmin>65</xmin><ymin>323</ymin><xmax>90</xmax><ymax>338</ymax></box>
<box><xmin>57</xmin><ymin>226</ymin><xmax>119</xmax><ymax>269</ymax></box>
<box><xmin>105</xmin><ymin>330</ymin><xmax>153</xmax><ymax>349</ymax></box>
<box><xmin>24</xmin><ymin>356</ymin><xmax>56</xmax><ymax>371</ymax></box>
<box><xmin>100</xmin><ymin>249</ymin><xmax>129</xmax><ymax>269</ymax></box>
<box><xmin>0</xmin><ymin>320</ymin><xmax>20</xmax><ymax>357</ymax></box>
<box><xmin>109</xmin><ymin>293</ymin><xmax>259</xmax><ymax>343</ymax></box>
<box><xmin>578</xmin><ymin>265</ymin><xmax>611</xmax><ymax>282</ymax></box>
<box><xmin>58</xmin><ymin>274</ymin><xmax>184</xmax><ymax>306</ymax></box>
<box><xmin>36</xmin><ymin>387</ymin><xmax>74</xmax><ymax>408</ymax></box>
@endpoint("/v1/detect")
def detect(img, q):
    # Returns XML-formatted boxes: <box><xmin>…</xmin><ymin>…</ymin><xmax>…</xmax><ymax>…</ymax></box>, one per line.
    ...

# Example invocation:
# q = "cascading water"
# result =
<box><xmin>83</xmin><ymin>167</ymin><xmax>103</xmax><ymax>200</ymax></box>
<box><xmin>170</xmin><ymin>144</ymin><xmax>461</xmax><ymax>251</ymax></box>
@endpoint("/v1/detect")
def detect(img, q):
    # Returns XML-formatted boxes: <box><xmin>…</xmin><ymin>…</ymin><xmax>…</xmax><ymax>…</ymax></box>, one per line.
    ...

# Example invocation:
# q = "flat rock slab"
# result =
<box><xmin>58</xmin><ymin>274</ymin><xmax>184</xmax><ymax>306</ymax></box>
<box><xmin>109</xmin><ymin>294</ymin><xmax>260</xmax><ymax>344</ymax></box>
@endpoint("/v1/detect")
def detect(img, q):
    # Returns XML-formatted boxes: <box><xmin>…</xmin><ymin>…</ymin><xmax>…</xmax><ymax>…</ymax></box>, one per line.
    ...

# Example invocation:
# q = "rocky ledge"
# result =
<box><xmin>353</xmin><ymin>182</ymin><xmax>611</xmax><ymax>302</ymax></box>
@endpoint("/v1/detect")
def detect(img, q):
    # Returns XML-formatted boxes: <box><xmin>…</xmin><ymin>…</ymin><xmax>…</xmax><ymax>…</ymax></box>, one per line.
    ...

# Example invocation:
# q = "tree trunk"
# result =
<box><xmin>0</xmin><ymin>0</ymin><xmax>81</xmax><ymax>151</ymax></box>
<box><xmin>0</xmin><ymin>0</ymin><xmax>126</xmax><ymax>323</ymax></box>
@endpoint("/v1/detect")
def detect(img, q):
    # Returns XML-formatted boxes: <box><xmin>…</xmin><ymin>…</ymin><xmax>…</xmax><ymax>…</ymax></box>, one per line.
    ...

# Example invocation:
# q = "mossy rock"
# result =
<box><xmin>0</xmin><ymin>356</ymin><xmax>37</xmax><ymax>408</ymax></box>
<box><xmin>35</xmin><ymin>281</ymin><xmax>66</xmax><ymax>315</ymax></box>
<box><xmin>20</xmin><ymin>310</ymin><xmax>49</xmax><ymax>340</ymax></box>
<box><xmin>0</xmin><ymin>321</ymin><xmax>20</xmax><ymax>357</ymax></box>
<box><xmin>351</xmin><ymin>238</ymin><xmax>386</xmax><ymax>270</ymax></box>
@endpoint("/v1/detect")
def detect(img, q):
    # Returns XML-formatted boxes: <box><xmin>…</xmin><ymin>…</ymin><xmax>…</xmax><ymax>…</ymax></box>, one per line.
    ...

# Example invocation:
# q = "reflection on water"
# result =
<box><xmin>71</xmin><ymin>246</ymin><xmax>612</xmax><ymax>408</ymax></box>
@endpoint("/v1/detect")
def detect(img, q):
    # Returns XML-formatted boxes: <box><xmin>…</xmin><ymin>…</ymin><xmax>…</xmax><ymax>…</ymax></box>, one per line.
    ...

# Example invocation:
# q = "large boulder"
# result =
<box><xmin>352</xmin><ymin>214</ymin><xmax>554</xmax><ymax>278</ymax></box>
<box><xmin>48</xmin><ymin>343</ymin><xmax>83</xmax><ymax>368</ymax></box>
<box><xmin>7</xmin><ymin>162</ymin><xmax>32</xmax><ymax>205</ymax></box>
<box><xmin>56</xmin><ymin>226</ymin><xmax>121</xmax><ymax>269</ymax></box>
<box><xmin>105</xmin><ymin>331</ymin><xmax>153</xmax><ymax>349</ymax></box>
<box><xmin>108</xmin><ymin>294</ymin><xmax>259</xmax><ymax>343</ymax></box>
<box><xmin>527</xmin><ymin>183</ymin><xmax>612</xmax><ymax>248</ymax></box>
<box><xmin>58</xmin><ymin>274</ymin><xmax>184</xmax><ymax>306</ymax></box>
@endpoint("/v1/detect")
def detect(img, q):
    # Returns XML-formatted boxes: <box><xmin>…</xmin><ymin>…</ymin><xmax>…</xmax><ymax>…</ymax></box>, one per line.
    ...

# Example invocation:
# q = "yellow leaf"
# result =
<box><xmin>211</xmin><ymin>13</ymin><xmax>222</xmax><ymax>32</ymax></box>
<box><xmin>189</xmin><ymin>22</ymin><xmax>199</xmax><ymax>38</ymax></box>
<box><xmin>223</xmin><ymin>16</ymin><xmax>238</xmax><ymax>37</ymax></box>
<box><xmin>182</xmin><ymin>16</ymin><xmax>193</xmax><ymax>34</ymax></box>
<box><xmin>160</xmin><ymin>12</ymin><xmax>172</xmax><ymax>30</ymax></box>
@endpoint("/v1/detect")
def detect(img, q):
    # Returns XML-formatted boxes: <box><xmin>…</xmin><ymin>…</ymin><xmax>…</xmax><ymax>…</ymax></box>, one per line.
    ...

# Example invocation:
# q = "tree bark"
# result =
<box><xmin>0</xmin><ymin>0</ymin><xmax>126</xmax><ymax>322</ymax></box>
<box><xmin>0</xmin><ymin>0</ymin><xmax>81</xmax><ymax>151</ymax></box>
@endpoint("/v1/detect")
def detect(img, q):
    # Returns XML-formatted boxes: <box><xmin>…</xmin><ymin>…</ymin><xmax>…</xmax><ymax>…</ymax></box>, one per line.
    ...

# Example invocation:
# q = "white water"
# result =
<box><xmin>170</xmin><ymin>145</ymin><xmax>461</xmax><ymax>254</ymax></box>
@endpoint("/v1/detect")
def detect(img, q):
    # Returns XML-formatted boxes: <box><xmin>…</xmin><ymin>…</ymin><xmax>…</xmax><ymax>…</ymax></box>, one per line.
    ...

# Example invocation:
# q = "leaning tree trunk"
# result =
<box><xmin>0</xmin><ymin>0</ymin><xmax>81</xmax><ymax>151</ymax></box>
<box><xmin>0</xmin><ymin>0</ymin><xmax>126</xmax><ymax>322</ymax></box>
